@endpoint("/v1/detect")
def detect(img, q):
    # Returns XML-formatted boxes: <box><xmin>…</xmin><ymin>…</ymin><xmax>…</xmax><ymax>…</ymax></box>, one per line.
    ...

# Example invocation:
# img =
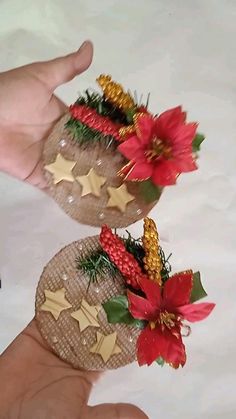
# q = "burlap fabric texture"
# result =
<box><xmin>35</xmin><ymin>236</ymin><xmax>140</xmax><ymax>371</ymax></box>
<box><xmin>43</xmin><ymin>113</ymin><xmax>161</xmax><ymax>228</ymax></box>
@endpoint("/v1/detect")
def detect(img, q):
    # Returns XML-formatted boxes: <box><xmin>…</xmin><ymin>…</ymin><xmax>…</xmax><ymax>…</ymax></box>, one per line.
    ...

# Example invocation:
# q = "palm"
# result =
<box><xmin>0</xmin><ymin>42</ymin><xmax>93</xmax><ymax>188</ymax></box>
<box><xmin>0</xmin><ymin>321</ymin><xmax>147</xmax><ymax>419</ymax></box>
<box><xmin>0</xmin><ymin>321</ymin><xmax>97</xmax><ymax>419</ymax></box>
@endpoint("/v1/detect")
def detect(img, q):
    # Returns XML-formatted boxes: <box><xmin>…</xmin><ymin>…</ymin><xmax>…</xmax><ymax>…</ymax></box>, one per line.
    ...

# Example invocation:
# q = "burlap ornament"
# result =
<box><xmin>43</xmin><ymin>114</ymin><xmax>161</xmax><ymax>228</ymax></box>
<box><xmin>35</xmin><ymin>236</ymin><xmax>140</xmax><ymax>371</ymax></box>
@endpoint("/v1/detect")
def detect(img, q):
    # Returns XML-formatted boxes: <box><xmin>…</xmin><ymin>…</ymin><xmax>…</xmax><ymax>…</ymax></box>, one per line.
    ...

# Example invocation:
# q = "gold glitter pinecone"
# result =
<box><xmin>97</xmin><ymin>74</ymin><xmax>135</xmax><ymax>112</ymax></box>
<box><xmin>142</xmin><ymin>218</ymin><xmax>162</xmax><ymax>285</ymax></box>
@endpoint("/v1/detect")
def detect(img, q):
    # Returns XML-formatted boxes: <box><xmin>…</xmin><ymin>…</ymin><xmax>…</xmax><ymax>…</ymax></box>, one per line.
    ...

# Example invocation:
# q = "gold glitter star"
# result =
<box><xmin>40</xmin><ymin>288</ymin><xmax>72</xmax><ymax>320</ymax></box>
<box><xmin>76</xmin><ymin>168</ymin><xmax>107</xmax><ymax>197</ymax></box>
<box><xmin>70</xmin><ymin>298</ymin><xmax>101</xmax><ymax>332</ymax></box>
<box><xmin>44</xmin><ymin>153</ymin><xmax>76</xmax><ymax>184</ymax></box>
<box><xmin>106</xmin><ymin>184</ymin><xmax>135</xmax><ymax>212</ymax></box>
<box><xmin>90</xmin><ymin>331</ymin><xmax>121</xmax><ymax>363</ymax></box>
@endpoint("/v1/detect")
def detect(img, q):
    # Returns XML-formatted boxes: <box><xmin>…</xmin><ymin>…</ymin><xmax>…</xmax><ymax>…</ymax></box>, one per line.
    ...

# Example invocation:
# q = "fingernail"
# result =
<box><xmin>78</xmin><ymin>40</ymin><xmax>89</xmax><ymax>52</ymax></box>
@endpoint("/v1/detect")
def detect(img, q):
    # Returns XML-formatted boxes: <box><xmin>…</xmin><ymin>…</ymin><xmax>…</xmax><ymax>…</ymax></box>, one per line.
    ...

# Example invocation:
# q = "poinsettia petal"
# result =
<box><xmin>173</xmin><ymin>155</ymin><xmax>197</xmax><ymax>172</ymax></box>
<box><xmin>152</xmin><ymin>160</ymin><xmax>179</xmax><ymax>186</ymax></box>
<box><xmin>178</xmin><ymin>302</ymin><xmax>215</xmax><ymax>322</ymax></box>
<box><xmin>161</xmin><ymin>327</ymin><xmax>186</xmax><ymax>369</ymax></box>
<box><xmin>158</xmin><ymin>106</ymin><xmax>185</xmax><ymax>125</ymax></box>
<box><xmin>139</xmin><ymin>276</ymin><xmax>161</xmax><ymax>309</ymax></box>
<box><xmin>172</xmin><ymin>123</ymin><xmax>198</xmax><ymax>146</ymax></box>
<box><xmin>118</xmin><ymin>136</ymin><xmax>145</xmax><ymax>160</ymax></box>
<box><xmin>125</xmin><ymin>161</ymin><xmax>153</xmax><ymax>181</ymax></box>
<box><xmin>137</xmin><ymin>326</ymin><xmax>161</xmax><ymax>366</ymax></box>
<box><xmin>127</xmin><ymin>290</ymin><xmax>158</xmax><ymax>321</ymax></box>
<box><xmin>163</xmin><ymin>272</ymin><xmax>193</xmax><ymax>309</ymax></box>
<box><xmin>154</xmin><ymin>106</ymin><xmax>185</xmax><ymax>140</ymax></box>
<box><xmin>136</xmin><ymin>114</ymin><xmax>155</xmax><ymax>145</ymax></box>
<box><xmin>137</xmin><ymin>325</ymin><xmax>186</xmax><ymax>368</ymax></box>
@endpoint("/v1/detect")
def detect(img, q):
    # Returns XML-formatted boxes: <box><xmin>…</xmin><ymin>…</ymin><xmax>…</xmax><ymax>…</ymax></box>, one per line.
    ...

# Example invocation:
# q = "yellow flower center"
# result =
<box><xmin>149</xmin><ymin>311</ymin><xmax>176</xmax><ymax>331</ymax></box>
<box><xmin>159</xmin><ymin>311</ymin><xmax>176</xmax><ymax>329</ymax></box>
<box><xmin>146</xmin><ymin>137</ymin><xmax>172</xmax><ymax>161</ymax></box>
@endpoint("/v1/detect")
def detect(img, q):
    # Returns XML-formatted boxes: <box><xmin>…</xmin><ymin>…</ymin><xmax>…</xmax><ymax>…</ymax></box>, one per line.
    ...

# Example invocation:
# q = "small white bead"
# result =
<box><xmin>94</xmin><ymin>285</ymin><xmax>100</xmax><ymax>294</ymax></box>
<box><xmin>67</xmin><ymin>195</ymin><xmax>74</xmax><ymax>204</ymax></box>
<box><xmin>52</xmin><ymin>336</ymin><xmax>58</xmax><ymax>344</ymax></box>
<box><xmin>128</xmin><ymin>335</ymin><xmax>133</xmax><ymax>343</ymax></box>
<box><xmin>81</xmin><ymin>337</ymin><xmax>87</xmax><ymax>346</ymax></box>
<box><xmin>96</xmin><ymin>159</ymin><xmax>102</xmax><ymax>166</ymax></box>
<box><xmin>59</xmin><ymin>139</ymin><xmax>67</xmax><ymax>147</ymax></box>
<box><xmin>62</xmin><ymin>273</ymin><xmax>68</xmax><ymax>281</ymax></box>
<box><xmin>98</xmin><ymin>212</ymin><xmax>105</xmax><ymax>220</ymax></box>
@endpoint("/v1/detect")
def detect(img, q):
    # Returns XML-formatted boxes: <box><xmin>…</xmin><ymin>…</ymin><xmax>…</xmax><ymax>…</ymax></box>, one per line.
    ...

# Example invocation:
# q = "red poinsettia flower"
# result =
<box><xmin>127</xmin><ymin>272</ymin><xmax>215</xmax><ymax>368</ymax></box>
<box><xmin>118</xmin><ymin>107</ymin><xmax>198</xmax><ymax>186</ymax></box>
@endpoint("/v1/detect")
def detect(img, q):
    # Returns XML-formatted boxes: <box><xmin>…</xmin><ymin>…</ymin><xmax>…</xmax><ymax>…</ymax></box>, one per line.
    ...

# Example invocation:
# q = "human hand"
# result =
<box><xmin>0</xmin><ymin>320</ymin><xmax>148</xmax><ymax>419</ymax></box>
<box><xmin>0</xmin><ymin>41</ymin><xmax>93</xmax><ymax>188</ymax></box>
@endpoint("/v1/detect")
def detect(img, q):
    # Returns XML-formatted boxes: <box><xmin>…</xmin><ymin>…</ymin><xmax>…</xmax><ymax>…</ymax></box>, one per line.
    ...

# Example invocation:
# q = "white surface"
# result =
<box><xmin>0</xmin><ymin>1</ymin><xmax>236</xmax><ymax>418</ymax></box>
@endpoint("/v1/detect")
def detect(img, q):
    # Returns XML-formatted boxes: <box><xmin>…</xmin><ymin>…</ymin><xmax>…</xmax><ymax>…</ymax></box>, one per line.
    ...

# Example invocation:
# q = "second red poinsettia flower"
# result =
<box><xmin>118</xmin><ymin>106</ymin><xmax>198</xmax><ymax>186</ymax></box>
<box><xmin>127</xmin><ymin>272</ymin><xmax>215</xmax><ymax>368</ymax></box>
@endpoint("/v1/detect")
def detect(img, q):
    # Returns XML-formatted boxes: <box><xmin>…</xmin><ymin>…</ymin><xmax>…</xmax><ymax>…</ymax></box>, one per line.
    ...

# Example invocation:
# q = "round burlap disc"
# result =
<box><xmin>43</xmin><ymin>113</ymin><xmax>161</xmax><ymax>228</ymax></box>
<box><xmin>35</xmin><ymin>236</ymin><xmax>140</xmax><ymax>371</ymax></box>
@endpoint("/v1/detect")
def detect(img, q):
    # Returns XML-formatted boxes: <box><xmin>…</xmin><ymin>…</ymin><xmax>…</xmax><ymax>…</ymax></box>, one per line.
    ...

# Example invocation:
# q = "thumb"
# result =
<box><xmin>86</xmin><ymin>403</ymin><xmax>149</xmax><ymax>419</ymax></box>
<box><xmin>31</xmin><ymin>40</ymin><xmax>93</xmax><ymax>91</ymax></box>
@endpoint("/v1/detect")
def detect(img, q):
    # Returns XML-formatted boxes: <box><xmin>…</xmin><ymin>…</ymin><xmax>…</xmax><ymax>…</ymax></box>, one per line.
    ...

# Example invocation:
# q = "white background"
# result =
<box><xmin>0</xmin><ymin>1</ymin><xmax>236</xmax><ymax>418</ymax></box>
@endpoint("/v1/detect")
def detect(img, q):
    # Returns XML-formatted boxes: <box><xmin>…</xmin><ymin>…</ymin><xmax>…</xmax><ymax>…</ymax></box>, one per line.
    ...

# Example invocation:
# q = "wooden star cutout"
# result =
<box><xmin>44</xmin><ymin>153</ymin><xmax>76</xmax><ymax>184</ymax></box>
<box><xmin>90</xmin><ymin>331</ymin><xmax>122</xmax><ymax>363</ymax></box>
<box><xmin>71</xmin><ymin>298</ymin><xmax>101</xmax><ymax>331</ymax></box>
<box><xmin>76</xmin><ymin>168</ymin><xmax>107</xmax><ymax>197</ymax></box>
<box><xmin>106</xmin><ymin>184</ymin><xmax>135</xmax><ymax>212</ymax></box>
<box><xmin>40</xmin><ymin>288</ymin><xmax>72</xmax><ymax>320</ymax></box>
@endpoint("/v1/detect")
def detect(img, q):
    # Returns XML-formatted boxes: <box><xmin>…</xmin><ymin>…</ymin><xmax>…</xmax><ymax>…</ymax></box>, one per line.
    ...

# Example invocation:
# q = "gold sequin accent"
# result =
<box><xmin>119</xmin><ymin>112</ymin><xmax>146</xmax><ymax>139</ymax></box>
<box><xmin>142</xmin><ymin>217</ymin><xmax>162</xmax><ymax>285</ymax></box>
<box><xmin>119</xmin><ymin>125</ymin><xmax>135</xmax><ymax>137</ymax></box>
<box><xmin>97</xmin><ymin>74</ymin><xmax>135</xmax><ymax>112</ymax></box>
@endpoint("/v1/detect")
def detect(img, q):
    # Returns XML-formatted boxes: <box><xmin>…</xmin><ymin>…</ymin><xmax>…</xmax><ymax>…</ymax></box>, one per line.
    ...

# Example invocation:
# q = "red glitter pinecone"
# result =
<box><xmin>100</xmin><ymin>225</ymin><xmax>147</xmax><ymax>289</ymax></box>
<box><xmin>69</xmin><ymin>104</ymin><xmax>122</xmax><ymax>141</ymax></box>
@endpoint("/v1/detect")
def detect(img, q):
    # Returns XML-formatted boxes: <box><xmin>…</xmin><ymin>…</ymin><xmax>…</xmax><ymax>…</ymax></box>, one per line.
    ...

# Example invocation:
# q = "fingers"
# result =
<box><xmin>86</xmin><ymin>403</ymin><xmax>149</xmax><ymax>419</ymax></box>
<box><xmin>84</xmin><ymin>370</ymin><xmax>103</xmax><ymax>386</ymax></box>
<box><xmin>24</xmin><ymin>157</ymin><xmax>48</xmax><ymax>189</ymax></box>
<box><xmin>31</xmin><ymin>40</ymin><xmax>93</xmax><ymax>91</ymax></box>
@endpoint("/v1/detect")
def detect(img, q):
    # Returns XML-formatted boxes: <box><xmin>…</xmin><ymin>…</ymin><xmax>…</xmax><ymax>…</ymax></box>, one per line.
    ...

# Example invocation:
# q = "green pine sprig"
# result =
<box><xmin>123</xmin><ymin>231</ymin><xmax>145</xmax><ymax>269</ymax></box>
<box><xmin>159</xmin><ymin>247</ymin><xmax>172</xmax><ymax>283</ymax></box>
<box><xmin>76</xmin><ymin>249</ymin><xmax>119</xmax><ymax>287</ymax></box>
